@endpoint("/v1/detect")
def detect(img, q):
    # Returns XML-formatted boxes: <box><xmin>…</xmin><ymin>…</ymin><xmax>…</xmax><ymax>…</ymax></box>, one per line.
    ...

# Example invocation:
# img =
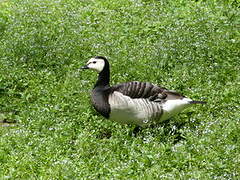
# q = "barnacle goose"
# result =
<box><xmin>81</xmin><ymin>56</ymin><xmax>206</xmax><ymax>127</ymax></box>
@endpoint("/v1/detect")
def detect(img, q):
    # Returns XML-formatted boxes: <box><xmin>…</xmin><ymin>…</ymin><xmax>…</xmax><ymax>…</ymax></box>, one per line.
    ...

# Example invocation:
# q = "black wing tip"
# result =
<box><xmin>190</xmin><ymin>100</ymin><xmax>207</xmax><ymax>104</ymax></box>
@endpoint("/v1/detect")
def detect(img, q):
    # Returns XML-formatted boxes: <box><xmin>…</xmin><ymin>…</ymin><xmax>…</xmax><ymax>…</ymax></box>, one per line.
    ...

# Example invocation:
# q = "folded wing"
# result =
<box><xmin>111</xmin><ymin>81</ymin><xmax>185</xmax><ymax>101</ymax></box>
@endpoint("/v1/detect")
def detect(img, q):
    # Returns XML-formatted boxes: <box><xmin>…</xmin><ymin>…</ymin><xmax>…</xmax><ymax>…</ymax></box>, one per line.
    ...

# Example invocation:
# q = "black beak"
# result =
<box><xmin>81</xmin><ymin>65</ymin><xmax>89</xmax><ymax>70</ymax></box>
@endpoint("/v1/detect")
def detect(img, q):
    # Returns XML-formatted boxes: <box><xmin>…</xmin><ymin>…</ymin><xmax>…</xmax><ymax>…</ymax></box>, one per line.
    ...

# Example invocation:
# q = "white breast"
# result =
<box><xmin>108</xmin><ymin>92</ymin><xmax>163</xmax><ymax>127</ymax></box>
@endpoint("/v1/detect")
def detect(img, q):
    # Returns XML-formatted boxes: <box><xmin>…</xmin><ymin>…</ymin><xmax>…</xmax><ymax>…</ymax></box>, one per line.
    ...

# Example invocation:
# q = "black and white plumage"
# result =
<box><xmin>81</xmin><ymin>56</ymin><xmax>206</xmax><ymax>127</ymax></box>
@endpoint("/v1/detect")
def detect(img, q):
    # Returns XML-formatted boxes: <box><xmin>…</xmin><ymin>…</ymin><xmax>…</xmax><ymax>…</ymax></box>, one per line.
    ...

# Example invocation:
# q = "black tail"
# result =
<box><xmin>189</xmin><ymin>100</ymin><xmax>207</xmax><ymax>104</ymax></box>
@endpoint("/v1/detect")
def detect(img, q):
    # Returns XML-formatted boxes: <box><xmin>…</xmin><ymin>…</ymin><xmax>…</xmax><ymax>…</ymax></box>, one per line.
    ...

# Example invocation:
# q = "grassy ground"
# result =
<box><xmin>0</xmin><ymin>0</ymin><xmax>239</xmax><ymax>179</ymax></box>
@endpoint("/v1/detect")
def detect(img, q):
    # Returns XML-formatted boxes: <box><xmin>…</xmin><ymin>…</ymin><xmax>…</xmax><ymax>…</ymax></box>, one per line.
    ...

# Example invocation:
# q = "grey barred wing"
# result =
<box><xmin>111</xmin><ymin>81</ymin><xmax>185</xmax><ymax>101</ymax></box>
<box><xmin>111</xmin><ymin>81</ymin><xmax>165</xmax><ymax>99</ymax></box>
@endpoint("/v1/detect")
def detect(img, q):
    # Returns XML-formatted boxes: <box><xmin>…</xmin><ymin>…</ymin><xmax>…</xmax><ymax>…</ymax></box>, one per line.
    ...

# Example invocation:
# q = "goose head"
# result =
<box><xmin>81</xmin><ymin>56</ymin><xmax>109</xmax><ymax>73</ymax></box>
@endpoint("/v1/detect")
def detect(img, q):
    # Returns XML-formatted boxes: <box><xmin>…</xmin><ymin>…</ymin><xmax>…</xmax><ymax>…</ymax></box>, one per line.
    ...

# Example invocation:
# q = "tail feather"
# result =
<box><xmin>189</xmin><ymin>100</ymin><xmax>207</xmax><ymax>104</ymax></box>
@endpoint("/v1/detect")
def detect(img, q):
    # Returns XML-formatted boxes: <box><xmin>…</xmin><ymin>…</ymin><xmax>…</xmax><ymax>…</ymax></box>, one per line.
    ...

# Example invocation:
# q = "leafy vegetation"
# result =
<box><xmin>0</xmin><ymin>0</ymin><xmax>239</xmax><ymax>179</ymax></box>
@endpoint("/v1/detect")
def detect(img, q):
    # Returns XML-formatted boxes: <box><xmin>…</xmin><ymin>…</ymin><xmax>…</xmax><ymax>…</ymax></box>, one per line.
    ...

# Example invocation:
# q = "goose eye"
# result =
<box><xmin>92</xmin><ymin>61</ymin><xmax>97</xmax><ymax>64</ymax></box>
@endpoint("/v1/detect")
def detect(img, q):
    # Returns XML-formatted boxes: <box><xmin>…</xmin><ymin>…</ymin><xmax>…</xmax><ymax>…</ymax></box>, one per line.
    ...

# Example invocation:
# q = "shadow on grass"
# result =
<box><xmin>0</xmin><ymin>111</ymin><xmax>19</xmax><ymax>127</ymax></box>
<box><xmin>96</xmin><ymin>128</ymin><xmax>112</xmax><ymax>139</ymax></box>
<box><xmin>95</xmin><ymin>111</ymin><xmax>200</xmax><ymax>144</ymax></box>
<box><xmin>0</xmin><ymin>119</ymin><xmax>18</xmax><ymax>127</ymax></box>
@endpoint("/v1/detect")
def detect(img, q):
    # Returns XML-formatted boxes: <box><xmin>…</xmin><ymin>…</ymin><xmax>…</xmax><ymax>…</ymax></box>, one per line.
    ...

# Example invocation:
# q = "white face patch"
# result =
<box><xmin>85</xmin><ymin>58</ymin><xmax>105</xmax><ymax>73</ymax></box>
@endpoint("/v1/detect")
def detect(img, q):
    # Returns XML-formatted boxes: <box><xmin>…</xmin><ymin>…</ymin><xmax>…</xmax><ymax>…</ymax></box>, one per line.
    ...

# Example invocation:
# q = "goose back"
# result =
<box><xmin>112</xmin><ymin>81</ymin><xmax>165</xmax><ymax>98</ymax></box>
<box><xmin>112</xmin><ymin>81</ymin><xmax>186</xmax><ymax>101</ymax></box>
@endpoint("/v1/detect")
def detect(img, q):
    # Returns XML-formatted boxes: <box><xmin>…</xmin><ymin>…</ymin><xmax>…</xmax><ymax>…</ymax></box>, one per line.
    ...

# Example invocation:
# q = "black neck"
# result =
<box><xmin>94</xmin><ymin>65</ymin><xmax>110</xmax><ymax>88</ymax></box>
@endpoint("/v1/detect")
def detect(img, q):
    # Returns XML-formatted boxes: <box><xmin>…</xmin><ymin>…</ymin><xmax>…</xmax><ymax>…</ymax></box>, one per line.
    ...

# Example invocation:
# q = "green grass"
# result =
<box><xmin>0</xmin><ymin>0</ymin><xmax>239</xmax><ymax>179</ymax></box>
